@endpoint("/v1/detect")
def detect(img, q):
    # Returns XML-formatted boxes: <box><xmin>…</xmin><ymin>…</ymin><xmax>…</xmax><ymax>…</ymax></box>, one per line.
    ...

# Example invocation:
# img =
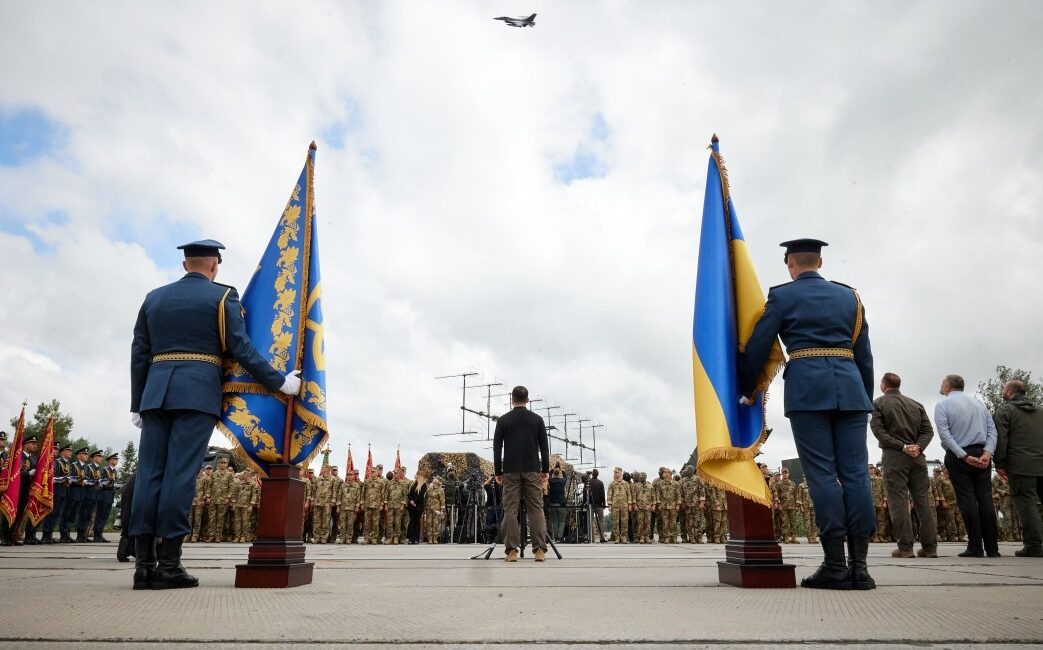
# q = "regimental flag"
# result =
<box><xmin>364</xmin><ymin>445</ymin><xmax>373</xmax><ymax>479</ymax></box>
<box><xmin>26</xmin><ymin>418</ymin><xmax>55</xmax><ymax>526</ymax></box>
<box><xmin>218</xmin><ymin>142</ymin><xmax>328</xmax><ymax>477</ymax></box>
<box><xmin>0</xmin><ymin>408</ymin><xmax>25</xmax><ymax>526</ymax></box>
<box><xmin>394</xmin><ymin>447</ymin><xmax>402</xmax><ymax>472</ymax></box>
<box><xmin>692</xmin><ymin>135</ymin><xmax>783</xmax><ymax>507</ymax></box>
<box><xmin>345</xmin><ymin>445</ymin><xmax>354</xmax><ymax>474</ymax></box>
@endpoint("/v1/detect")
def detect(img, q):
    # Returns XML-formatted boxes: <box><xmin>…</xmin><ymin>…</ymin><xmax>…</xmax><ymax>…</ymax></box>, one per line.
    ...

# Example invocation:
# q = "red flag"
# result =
<box><xmin>26</xmin><ymin>418</ymin><xmax>55</xmax><ymax>526</ymax></box>
<box><xmin>0</xmin><ymin>408</ymin><xmax>25</xmax><ymax>526</ymax></box>
<box><xmin>345</xmin><ymin>445</ymin><xmax>354</xmax><ymax>474</ymax></box>
<box><xmin>394</xmin><ymin>446</ymin><xmax>402</xmax><ymax>472</ymax></box>
<box><xmin>364</xmin><ymin>445</ymin><xmax>372</xmax><ymax>479</ymax></box>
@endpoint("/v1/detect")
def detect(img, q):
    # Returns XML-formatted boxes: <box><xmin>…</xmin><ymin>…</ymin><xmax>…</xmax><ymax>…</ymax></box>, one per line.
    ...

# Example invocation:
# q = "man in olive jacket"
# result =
<box><xmin>994</xmin><ymin>380</ymin><xmax>1043</xmax><ymax>557</ymax></box>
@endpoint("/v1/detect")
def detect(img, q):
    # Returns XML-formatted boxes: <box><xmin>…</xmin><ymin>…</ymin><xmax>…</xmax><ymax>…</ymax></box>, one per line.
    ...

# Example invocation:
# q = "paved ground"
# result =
<box><xmin>1</xmin><ymin>540</ymin><xmax>1041</xmax><ymax>648</ymax></box>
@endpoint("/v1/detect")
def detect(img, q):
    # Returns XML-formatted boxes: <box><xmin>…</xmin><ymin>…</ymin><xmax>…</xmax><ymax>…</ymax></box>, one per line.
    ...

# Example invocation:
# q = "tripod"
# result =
<box><xmin>471</xmin><ymin>494</ymin><xmax>563</xmax><ymax>560</ymax></box>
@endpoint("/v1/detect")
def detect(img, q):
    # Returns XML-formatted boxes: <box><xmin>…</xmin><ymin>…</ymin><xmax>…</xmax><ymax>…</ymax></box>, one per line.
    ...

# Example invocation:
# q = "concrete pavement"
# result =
<box><xmin>1</xmin><ymin>540</ymin><xmax>1041</xmax><ymax>647</ymax></box>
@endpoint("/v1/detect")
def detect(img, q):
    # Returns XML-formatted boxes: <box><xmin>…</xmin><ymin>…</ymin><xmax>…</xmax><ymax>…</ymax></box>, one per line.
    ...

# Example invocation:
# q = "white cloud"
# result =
<box><xmin>1</xmin><ymin>1</ymin><xmax>1041</xmax><ymax>476</ymax></box>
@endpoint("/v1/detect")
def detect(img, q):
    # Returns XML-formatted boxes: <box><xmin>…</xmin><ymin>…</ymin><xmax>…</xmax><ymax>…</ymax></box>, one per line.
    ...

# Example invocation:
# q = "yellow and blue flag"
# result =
<box><xmin>692</xmin><ymin>136</ymin><xmax>782</xmax><ymax>506</ymax></box>
<box><xmin>218</xmin><ymin>143</ymin><xmax>328</xmax><ymax>477</ymax></box>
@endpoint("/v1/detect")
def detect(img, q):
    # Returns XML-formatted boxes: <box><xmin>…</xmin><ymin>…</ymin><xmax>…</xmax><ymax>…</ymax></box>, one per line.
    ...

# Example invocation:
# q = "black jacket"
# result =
<box><xmin>588</xmin><ymin>477</ymin><xmax>606</xmax><ymax>507</ymax></box>
<box><xmin>493</xmin><ymin>406</ymin><xmax>550</xmax><ymax>475</ymax></box>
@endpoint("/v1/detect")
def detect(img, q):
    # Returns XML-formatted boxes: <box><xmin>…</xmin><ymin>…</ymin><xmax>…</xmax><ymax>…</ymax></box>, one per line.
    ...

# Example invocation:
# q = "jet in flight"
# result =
<box><xmin>494</xmin><ymin>13</ymin><xmax>536</xmax><ymax>28</ymax></box>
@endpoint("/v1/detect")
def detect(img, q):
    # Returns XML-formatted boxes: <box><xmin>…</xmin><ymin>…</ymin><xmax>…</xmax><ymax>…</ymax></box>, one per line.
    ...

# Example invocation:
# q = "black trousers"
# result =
<box><xmin>945</xmin><ymin>448</ymin><xmax>998</xmax><ymax>553</ymax></box>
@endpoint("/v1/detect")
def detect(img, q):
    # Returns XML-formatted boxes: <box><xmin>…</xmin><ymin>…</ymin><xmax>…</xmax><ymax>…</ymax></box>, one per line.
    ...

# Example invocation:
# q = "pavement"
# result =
<box><xmin>1</xmin><ymin>540</ymin><xmax>1042</xmax><ymax>648</ymax></box>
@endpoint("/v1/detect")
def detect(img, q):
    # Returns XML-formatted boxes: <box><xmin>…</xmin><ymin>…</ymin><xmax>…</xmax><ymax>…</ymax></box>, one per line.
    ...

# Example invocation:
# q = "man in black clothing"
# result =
<box><xmin>493</xmin><ymin>385</ymin><xmax>550</xmax><ymax>561</ymax></box>
<box><xmin>587</xmin><ymin>468</ymin><xmax>607</xmax><ymax>542</ymax></box>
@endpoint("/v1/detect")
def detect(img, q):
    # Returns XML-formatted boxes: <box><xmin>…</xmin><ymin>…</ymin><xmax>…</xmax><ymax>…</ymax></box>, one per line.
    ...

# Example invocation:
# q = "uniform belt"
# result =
<box><xmin>152</xmin><ymin>352</ymin><xmax>222</xmax><ymax>366</ymax></box>
<box><xmin>787</xmin><ymin>347</ymin><xmax>854</xmax><ymax>361</ymax></box>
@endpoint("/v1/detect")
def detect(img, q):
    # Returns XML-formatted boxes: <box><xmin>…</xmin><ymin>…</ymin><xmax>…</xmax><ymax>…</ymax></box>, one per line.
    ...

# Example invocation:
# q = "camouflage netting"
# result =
<box><xmin>417</xmin><ymin>451</ymin><xmax>576</xmax><ymax>480</ymax></box>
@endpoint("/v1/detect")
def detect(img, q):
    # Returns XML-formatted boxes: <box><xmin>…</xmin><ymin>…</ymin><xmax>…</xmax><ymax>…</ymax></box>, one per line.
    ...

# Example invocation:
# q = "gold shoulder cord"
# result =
<box><xmin>851</xmin><ymin>289</ymin><xmax>863</xmax><ymax>344</ymax></box>
<box><xmin>218</xmin><ymin>287</ymin><xmax>232</xmax><ymax>353</ymax></box>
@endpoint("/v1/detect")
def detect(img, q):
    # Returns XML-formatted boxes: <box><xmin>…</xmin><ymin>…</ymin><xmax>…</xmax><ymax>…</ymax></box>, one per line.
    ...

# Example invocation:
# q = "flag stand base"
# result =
<box><xmin>235</xmin><ymin>464</ymin><xmax>314</xmax><ymax>588</ymax></box>
<box><xmin>716</xmin><ymin>492</ymin><xmax>795</xmax><ymax>588</ymax></box>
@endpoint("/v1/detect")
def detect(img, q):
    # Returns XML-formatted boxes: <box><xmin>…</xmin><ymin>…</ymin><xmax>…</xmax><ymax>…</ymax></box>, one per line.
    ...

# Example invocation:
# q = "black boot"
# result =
<box><xmin>133</xmin><ymin>536</ymin><xmax>157</xmax><ymax>590</ymax></box>
<box><xmin>151</xmin><ymin>537</ymin><xmax>198</xmax><ymax>590</ymax></box>
<box><xmin>24</xmin><ymin>533</ymin><xmax>38</xmax><ymax>545</ymax></box>
<box><xmin>59</xmin><ymin>532</ymin><xmax>74</xmax><ymax>543</ymax></box>
<box><xmin>801</xmin><ymin>537</ymin><xmax>853</xmax><ymax>590</ymax></box>
<box><xmin>75</xmin><ymin>530</ymin><xmax>88</xmax><ymax>543</ymax></box>
<box><xmin>847</xmin><ymin>538</ymin><xmax>876</xmax><ymax>590</ymax></box>
<box><xmin>116</xmin><ymin>535</ymin><xmax>133</xmax><ymax>562</ymax></box>
<box><xmin>96</xmin><ymin>534</ymin><xmax>111</xmax><ymax>544</ymax></box>
<box><xmin>42</xmin><ymin>533</ymin><xmax>54</xmax><ymax>544</ymax></box>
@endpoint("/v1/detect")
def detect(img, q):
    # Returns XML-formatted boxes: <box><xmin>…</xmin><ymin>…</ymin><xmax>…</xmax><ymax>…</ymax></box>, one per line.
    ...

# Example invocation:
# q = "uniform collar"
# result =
<box><xmin>182</xmin><ymin>272</ymin><xmax>211</xmax><ymax>281</ymax></box>
<box><xmin>796</xmin><ymin>271</ymin><xmax>823</xmax><ymax>280</ymax></box>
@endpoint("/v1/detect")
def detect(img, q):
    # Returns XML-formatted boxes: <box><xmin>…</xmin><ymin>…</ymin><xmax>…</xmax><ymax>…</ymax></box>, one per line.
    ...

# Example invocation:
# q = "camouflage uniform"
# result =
<box><xmin>189</xmin><ymin>469</ymin><xmax>211</xmax><ymax>543</ymax></box>
<box><xmin>302</xmin><ymin>471</ymin><xmax>315</xmax><ymax>541</ymax></box>
<box><xmin>329</xmin><ymin>471</ymin><xmax>343</xmax><ymax>542</ymax></box>
<box><xmin>774</xmin><ymin>473</ymin><xmax>799</xmax><ymax>543</ymax></box>
<box><xmin>653</xmin><ymin>474</ymin><xmax>682</xmax><ymax>543</ymax></box>
<box><xmin>679</xmin><ymin>468</ymin><xmax>706</xmax><ymax>544</ymax></box>
<box><xmin>706</xmin><ymin>484</ymin><xmax>729</xmax><ymax>543</ymax></box>
<box><xmin>631</xmin><ymin>472</ymin><xmax>653</xmax><ymax>543</ymax></box>
<box><xmin>362</xmin><ymin>472</ymin><xmax>387</xmax><ymax>544</ymax></box>
<box><xmin>397</xmin><ymin>476</ymin><xmax>412</xmax><ymax>541</ymax></box>
<box><xmin>207</xmin><ymin>464</ymin><xmax>235</xmax><ymax>542</ymax></box>
<box><xmin>797</xmin><ymin>480</ymin><xmax>817</xmax><ymax>543</ymax></box>
<box><xmin>248</xmin><ymin>475</ymin><xmax>261</xmax><ymax>541</ymax></box>
<box><xmin>993</xmin><ymin>474</ymin><xmax>1019</xmax><ymax>542</ymax></box>
<box><xmin>385</xmin><ymin>473</ymin><xmax>410</xmax><ymax>544</ymax></box>
<box><xmin>311</xmin><ymin>471</ymin><xmax>336</xmax><ymax>544</ymax></box>
<box><xmin>231</xmin><ymin>473</ymin><xmax>256</xmax><ymax>543</ymax></box>
<box><xmin>338</xmin><ymin>475</ymin><xmax>364</xmax><ymax>544</ymax></box>
<box><xmin>607</xmin><ymin>471</ymin><xmax>633</xmax><ymax>543</ymax></box>
<box><xmin>935</xmin><ymin>471</ymin><xmax>964</xmax><ymax>542</ymax></box>
<box><xmin>425</xmin><ymin>481</ymin><xmax>446</xmax><ymax>544</ymax></box>
<box><xmin>870</xmin><ymin>471</ymin><xmax>889</xmax><ymax>543</ymax></box>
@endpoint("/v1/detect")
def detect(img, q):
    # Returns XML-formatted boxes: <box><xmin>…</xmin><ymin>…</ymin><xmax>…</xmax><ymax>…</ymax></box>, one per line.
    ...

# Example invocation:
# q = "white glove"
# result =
<box><xmin>131</xmin><ymin>412</ymin><xmax>143</xmax><ymax>429</ymax></box>
<box><xmin>29</xmin><ymin>469</ymin><xmax>36</xmax><ymax>476</ymax></box>
<box><xmin>280</xmin><ymin>370</ymin><xmax>302</xmax><ymax>396</ymax></box>
<box><xmin>739</xmin><ymin>396</ymin><xmax>751</xmax><ymax>406</ymax></box>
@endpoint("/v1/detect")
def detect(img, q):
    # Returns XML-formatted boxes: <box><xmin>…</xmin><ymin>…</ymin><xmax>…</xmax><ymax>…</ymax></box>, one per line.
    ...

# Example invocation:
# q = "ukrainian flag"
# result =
<box><xmin>692</xmin><ymin>135</ymin><xmax>781</xmax><ymax>506</ymax></box>
<box><xmin>218</xmin><ymin>142</ymin><xmax>328</xmax><ymax>477</ymax></box>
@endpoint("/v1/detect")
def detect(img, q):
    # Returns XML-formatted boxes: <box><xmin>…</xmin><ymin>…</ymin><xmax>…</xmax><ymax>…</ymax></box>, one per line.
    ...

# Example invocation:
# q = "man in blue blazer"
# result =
<box><xmin>129</xmin><ymin>239</ymin><xmax>300</xmax><ymax>590</ymax></box>
<box><xmin>740</xmin><ymin>239</ymin><xmax>876</xmax><ymax>590</ymax></box>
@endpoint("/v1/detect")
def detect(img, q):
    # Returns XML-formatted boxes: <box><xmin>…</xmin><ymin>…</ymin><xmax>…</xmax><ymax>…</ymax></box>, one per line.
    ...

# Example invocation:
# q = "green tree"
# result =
<box><xmin>121</xmin><ymin>440</ymin><xmax>138</xmax><ymax>479</ymax></box>
<box><xmin>976</xmin><ymin>365</ymin><xmax>1043</xmax><ymax>414</ymax></box>
<box><xmin>10</xmin><ymin>399</ymin><xmax>75</xmax><ymax>442</ymax></box>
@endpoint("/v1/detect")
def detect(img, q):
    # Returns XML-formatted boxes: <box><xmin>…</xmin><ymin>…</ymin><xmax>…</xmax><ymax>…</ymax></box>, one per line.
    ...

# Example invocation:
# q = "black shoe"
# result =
<box><xmin>42</xmin><ymin>534</ymin><xmax>54</xmax><ymax>544</ymax></box>
<box><xmin>801</xmin><ymin>537</ymin><xmax>853</xmax><ymax>590</ymax></box>
<box><xmin>96</xmin><ymin>534</ymin><xmax>111</xmax><ymax>544</ymax></box>
<box><xmin>1015</xmin><ymin>547</ymin><xmax>1043</xmax><ymax>557</ymax></box>
<box><xmin>151</xmin><ymin>537</ymin><xmax>198</xmax><ymax>590</ymax></box>
<box><xmin>847</xmin><ymin>538</ymin><xmax>876</xmax><ymax>590</ymax></box>
<box><xmin>958</xmin><ymin>549</ymin><xmax>984</xmax><ymax>558</ymax></box>
<box><xmin>24</xmin><ymin>536</ymin><xmax>38</xmax><ymax>545</ymax></box>
<box><xmin>116</xmin><ymin>535</ymin><xmax>133</xmax><ymax>562</ymax></box>
<box><xmin>133</xmin><ymin>536</ymin><xmax>157</xmax><ymax>590</ymax></box>
<box><xmin>75</xmin><ymin>531</ymin><xmax>88</xmax><ymax>543</ymax></box>
<box><xmin>986</xmin><ymin>550</ymin><xmax>1002</xmax><ymax>558</ymax></box>
<box><xmin>59</xmin><ymin>534</ymin><xmax>74</xmax><ymax>543</ymax></box>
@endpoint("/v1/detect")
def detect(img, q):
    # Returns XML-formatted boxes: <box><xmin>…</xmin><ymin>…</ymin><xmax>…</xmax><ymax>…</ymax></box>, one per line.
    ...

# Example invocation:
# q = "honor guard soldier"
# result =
<box><xmin>128</xmin><ymin>239</ymin><xmax>301</xmax><ymax>590</ymax></box>
<box><xmin>64</xmin><ymin>448</ymin><xmax>89</xmax><ymax>542</ymax></box>
<box><xmin>0</xmin><ymin>432</ymin><xmax>8</xmax><ymax>545</ymax></box>
<box><xmin>740</xmin><ymin>238</ymin><xmax>876</xmax><ymax>590</ymax></box>
<box><xmin>42</xmin><ymin>444</ymin><xmax>74</xmax><ymax>543</ymax></box>
<box><xmin>94</xmin><ymin>453</ymin><xmax>120</xmax><ymax>543</ymax></box>
<box><xmin>79</xmin><ymin>451</ymin><xmax>104</xmax><ymax>542</ymax></box>
<box><xmin>13</xmin><ymin>435</ymin><xmax>40</xmax><ymax>544</ymax></box>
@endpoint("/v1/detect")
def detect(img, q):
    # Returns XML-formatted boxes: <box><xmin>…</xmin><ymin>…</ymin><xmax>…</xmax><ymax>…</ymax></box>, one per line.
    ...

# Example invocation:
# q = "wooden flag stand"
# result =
<box><xmin>717</xmin><ymin>492</ymin><xmax>795</xmax><ymax>588</ymax></box>
<box><xmin>235</xmin><ymin>397</ymin><xmax>314</xmax><ymax>588</ymax></box>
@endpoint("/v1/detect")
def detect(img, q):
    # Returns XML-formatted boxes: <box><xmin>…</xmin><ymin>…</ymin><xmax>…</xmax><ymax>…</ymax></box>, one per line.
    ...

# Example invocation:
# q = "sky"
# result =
<box><xmin>1</xmin><ymin>2</ymin><xmax>1041</xmax><ymax>476</ymax></box>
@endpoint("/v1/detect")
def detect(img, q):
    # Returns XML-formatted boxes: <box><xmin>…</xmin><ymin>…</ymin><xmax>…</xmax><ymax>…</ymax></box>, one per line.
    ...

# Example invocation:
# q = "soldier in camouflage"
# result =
<box><xmin>310</xmin><ymin>465</ymin><xmax>336</xmax><ymax>544</ymax></box>
<box><xmin>385</xmin><ymin>466</ymin><xmax>410</xmax><ymax>544</ymax></box>
<box><xmin>934</xmin><ymin>466</ymin><xmax>964</xmax><ymax>543</ymax></box>
<box><xmin>631</xmin><ymin>471</ymin><xmax>652</xmax><ymax>543</ymax></box>
<box><xmin>396</xmin><ymin>467</ymin><xmax>412</xmax><ymax>543</ymax></box>
<box><xmin>206</xmin><ymin>457</ymin><xmax>235</xmax><ymax>543</ymax></box>
<box><xmin>653</xmin><ymin>468</ymin><xmax>682</xmax><ymax>543</ymax></box>
<box><xmin>338</xmin><ymin>469</ymin><xmax>364</xmax><ymax>544</ymax></box>
<box><xmin>328</xmin><ymin>466</ymin><xmax>342</xmax><ymax>543</ymax></box>
<box><xmin>362</xmin><ymin>466</ymin><xmax>387</xmax><ymax>544</ymax></box>
<box><xmin>607</xmin><ymin>467</ymin><xmax>632</xmax><ymax>543</ymax></box>
<box><xmin>870</xmin><ymin>465</ymin><xmax>889</xmax><ymax>542</ymax></box>
<box><xmin>231</xmin><ymin>470</ymin><xmax>256</xmax><ymax>543</ymax></box>
<box><xmin>798</xmin><ymin>478</ymin><xmax>818</xmax><ymax>543</ymax></box>
<box><xmin>189</xmin><ymin>465</ymin><xmax>211</xmax><ymax>543</ymax></box>
<box><xmin>775</xmin><ymin>468</ymin><xmax>799</xmax><ymax>544</ymax></box>
<box><xmin>302</xmin><ymin>467</ymin><xmax>315</xmax><ymax>542</ymax></box>
<box><xmin>425</xmin><ymin>478</ymin><xmax>446</xmax><ymax>544</ymax></box>
<box><xmin>679</xmin><ymin>466</ymin><xmax>705</xmax><ymax>544</ymax></box>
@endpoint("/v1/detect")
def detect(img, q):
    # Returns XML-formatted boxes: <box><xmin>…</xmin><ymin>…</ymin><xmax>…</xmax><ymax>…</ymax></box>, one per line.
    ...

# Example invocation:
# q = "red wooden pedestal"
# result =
<box><xmin>235</xmin><ymin>463</ymin><xmax>314</xmax><ymax>588</ymax></box>
<box><xmin>717</xmin><ymin>492</ymin><xmax>796</xmax><ymax>588</ymax></box>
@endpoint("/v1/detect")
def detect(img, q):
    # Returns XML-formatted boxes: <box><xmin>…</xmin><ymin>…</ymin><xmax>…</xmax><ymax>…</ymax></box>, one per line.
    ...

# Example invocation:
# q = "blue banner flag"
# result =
<box><xmin>218</xmin><ymin>143</ymin><xmax>328</xmax><ymax>477</ymax></box>
<box><xmin>692</xmin><ymin>136</ymin><xmax>782</xmax><ymax>506</ymax></box>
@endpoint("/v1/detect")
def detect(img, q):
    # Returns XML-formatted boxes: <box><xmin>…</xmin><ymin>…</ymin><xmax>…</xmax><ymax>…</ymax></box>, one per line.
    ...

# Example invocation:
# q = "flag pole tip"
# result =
<box><xmin>711</xmin><ymin>133</ymin><xmax>719</xmax><ymax>144</ymax></box>
<box><xmin>309</xmin><ymin>141</ymin><xmax>318</xmax><ymax>150</ymax></box>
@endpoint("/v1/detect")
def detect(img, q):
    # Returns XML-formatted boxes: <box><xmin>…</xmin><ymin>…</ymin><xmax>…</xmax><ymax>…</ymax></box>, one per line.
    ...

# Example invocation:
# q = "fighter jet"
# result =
<box><xmin>494</xmin><ymin>13</ymin><xmax>536</xmax><ymax>28</ymax></box>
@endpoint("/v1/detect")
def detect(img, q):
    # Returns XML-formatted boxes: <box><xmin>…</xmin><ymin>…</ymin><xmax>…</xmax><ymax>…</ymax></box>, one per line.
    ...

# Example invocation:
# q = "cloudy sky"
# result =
<box><xmin>1</xmin><ymin>2</ymin><xmax>1040</xmax><ymax>475</ymax></box>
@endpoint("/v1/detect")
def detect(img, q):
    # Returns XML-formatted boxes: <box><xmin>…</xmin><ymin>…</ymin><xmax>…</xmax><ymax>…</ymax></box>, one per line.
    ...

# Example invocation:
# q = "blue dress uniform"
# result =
<box><xmin>15</xmin><ymin>438</ymin><xmax>40</xmax><ymax>544</ymax></box>
<box><xmin>740</xmin><ymin>239</ymin><xmax>876</xmax><ymax>590</ymax></box>
<box><xmin>79</xmin><ymin>452</ymin><xmax>104</xmax><ymax>540</ymax></box>
<box><xmin>64</xmin><ymin>449</ymin><xmax>88</xmax><ymax>542</ymax></box>
<box><xmin>42</xmin><ymin>445</ymin><xmax>73</xmax><ymax>543</ymax></box>
<box><xmin>0</xmin><ymin>432</ymin><xmax>9</xmax><ymax>545</ymax></box>
<box><xmin>94</xmin><ymin>454</ymin><xmax>120</xmax><ymax>543</ymax></box>
<box><xmin>129</xmin><ymin>239</ymin><xmax>287</xmax><ymax>589</ymax></box>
